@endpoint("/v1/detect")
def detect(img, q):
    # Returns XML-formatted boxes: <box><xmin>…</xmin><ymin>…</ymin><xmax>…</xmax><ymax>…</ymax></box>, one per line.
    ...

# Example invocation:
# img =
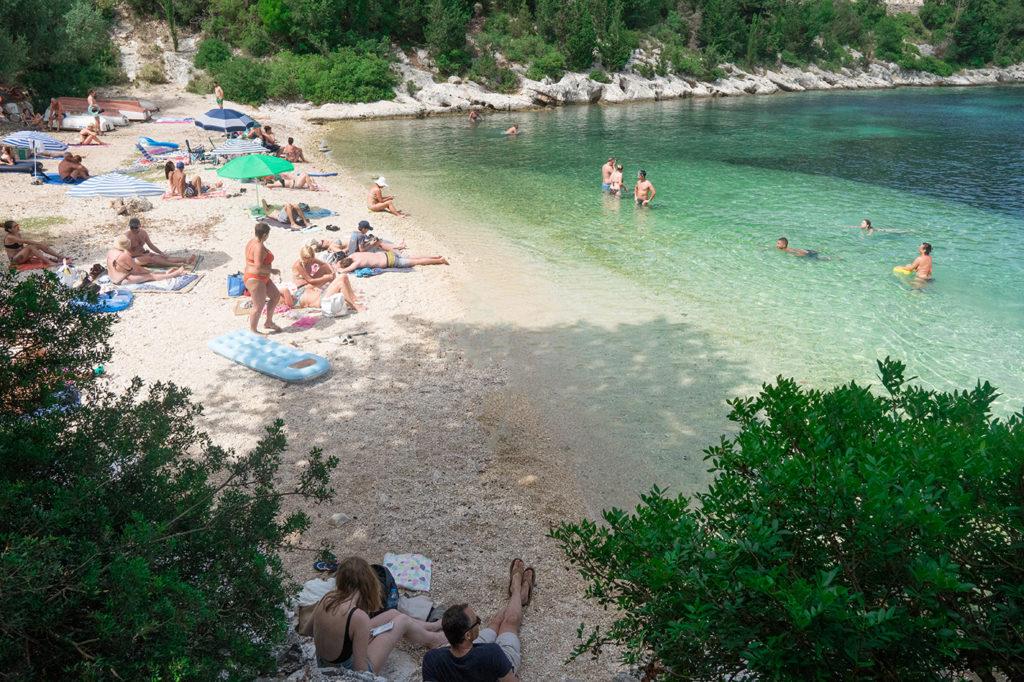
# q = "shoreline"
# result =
<box><xmin>253</xmin><ymin>57</ymin><xmax>1024</xmax><ymax>124</ymax></box>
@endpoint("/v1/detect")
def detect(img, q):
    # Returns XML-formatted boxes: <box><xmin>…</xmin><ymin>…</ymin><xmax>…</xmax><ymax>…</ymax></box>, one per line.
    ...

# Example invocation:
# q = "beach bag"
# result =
<box><xmin>321</xmin><ymin>293</ymin><xmax>348</xmax><ymax>317</ymax></box>
<box><xmin>370</xmin><ymin>564</ymin><xmax>400</xmax><ymax>617</ymax></box>
<box><xmin>227</xmin><ymin>272</ymin><xmax>244</xmax><ymax>297</ymax></box>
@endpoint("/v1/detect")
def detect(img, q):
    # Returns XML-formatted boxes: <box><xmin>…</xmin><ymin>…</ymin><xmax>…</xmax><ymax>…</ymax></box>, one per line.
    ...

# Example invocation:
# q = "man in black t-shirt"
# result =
<box><xmin>422</xmin><ymin>559</ymin><xmax>536</xmax><ymax>682</ymax></box>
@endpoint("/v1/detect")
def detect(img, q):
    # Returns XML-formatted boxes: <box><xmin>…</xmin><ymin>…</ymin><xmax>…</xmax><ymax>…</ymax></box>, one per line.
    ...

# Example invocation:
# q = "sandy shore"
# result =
<box><xmin>1</xmin><ymin>88</ymin><xmax>621</xmax><ymax>680</ymax></box>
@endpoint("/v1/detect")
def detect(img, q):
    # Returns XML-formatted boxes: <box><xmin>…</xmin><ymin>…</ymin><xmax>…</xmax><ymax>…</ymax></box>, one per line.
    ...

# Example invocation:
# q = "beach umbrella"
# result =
<box><xmin>2</xmin><ymin>130</ymin><xmax>68</xmax><ymax>176</ymax></box>
<box><xmin>217</xmin><ymin>154</ymin><xmax>294</xmax><ymax>204</ymax></box>
<box><xmin>208</xmin><ymin>138</ymin><xmax>267</xmax><ymax>157</ymax></box>
<box><xmin>194</xmin><ymin>108</ymin><xmax>256</xmax><ymax>133</ymax></box>
<box><xmin>67</xmin><ymin>173</ymin><xmax>165</xmax><ymax>199</ymax></box>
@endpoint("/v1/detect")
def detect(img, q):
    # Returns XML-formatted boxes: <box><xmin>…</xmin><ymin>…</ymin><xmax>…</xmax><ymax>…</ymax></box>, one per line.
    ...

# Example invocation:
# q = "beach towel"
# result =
<box><xmin>154</xmin><ymin>116</ymin><xmax>194</xmax><ymax>124</ymax></box>
<box><xmin>76</xmin><ymin>289</ymin><xmax>133</xmax><ymax>313</ymax></box>
<box><xmin>41</xmin><ymin>173</ymin><xmax>85</xmax><ymax>185</ymax></box>
<box><xmin>354</xmin><ymin>268</ymin><xmax>384</xmax><ymax>278</ymax></box>
<box><xmin>262</xmin><ymin>217</ymin><xmax>318</xmax><ymax>232</ymax></box>
<box><xmin>308</xmin><ymin>172</ymin><xmax>338</xmax><ymax>177</ymax></box>
<box><xmin>97</xmin><ymin>273</ymin><xmax>201</xmax><ymax>293</ymax></box>
<box><xmin>162</xmin><ymin>189</ymin><xmax>227</xmax><ymax>200</ymax></box>
<box><xmin>383</xmin><ymin>553</ymin><xmax>433</xmax><ymax>592</ymax></box>
<box><xmin>208</xmin><ymin>329</ymin><xmax>330</xmax><ymax>382</ymax></box>
<box><xmin>12</xmin><ymin>260</ymin><xmax>52</xmax><ymax>272</ymax></box>
<box><xmin>290</xmin><ymin>315</ymin><xmax>320</xmax><ymax>330</ymax></box>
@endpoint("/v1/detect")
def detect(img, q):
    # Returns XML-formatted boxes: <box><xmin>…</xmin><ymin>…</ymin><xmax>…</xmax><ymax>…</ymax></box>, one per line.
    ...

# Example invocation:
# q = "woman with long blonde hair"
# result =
<box><xmin>312</xmin><ymin>557</ymin><xmax>446</xmax><ymax>673</ymax></box>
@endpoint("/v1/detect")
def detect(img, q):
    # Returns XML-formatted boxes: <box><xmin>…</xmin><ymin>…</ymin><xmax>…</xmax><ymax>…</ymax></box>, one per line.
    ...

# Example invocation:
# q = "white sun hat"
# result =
<box><xmin>374</xmin><ymin>176</ymin><xmax>388</xmax><ymax>188</ymax></box>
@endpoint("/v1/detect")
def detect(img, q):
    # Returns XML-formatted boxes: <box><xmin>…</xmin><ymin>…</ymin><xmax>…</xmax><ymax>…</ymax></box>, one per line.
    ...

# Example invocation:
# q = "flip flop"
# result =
<box><xmin>314</xmin><ymin>560</ymin><xmax>338</xmax><ymax>572</ymax></box>
<box><xmin>521</xmin><ymin>567</ymin><xmax>536</xmax><ymax>607</ymax></box>
<box><xmin>507</xmin><ymin>558</ymin><xmax>524</xmax><ymax>598</ymax></box>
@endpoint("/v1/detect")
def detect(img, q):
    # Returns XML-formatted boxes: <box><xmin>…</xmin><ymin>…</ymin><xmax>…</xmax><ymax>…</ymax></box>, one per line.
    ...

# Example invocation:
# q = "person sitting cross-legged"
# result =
<box><xmin>422</xmin><ymin>559</ymin><xmax>536</xmax><ymax>682</ymax></box>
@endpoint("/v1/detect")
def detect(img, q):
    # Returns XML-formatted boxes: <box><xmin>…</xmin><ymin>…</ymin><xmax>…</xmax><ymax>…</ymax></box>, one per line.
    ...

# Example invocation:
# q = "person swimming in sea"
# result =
<box><xmin>504</xmin><ymin>124</ymin><xmax>519</xmax><ymax>136</ymax></box>
<box><xmin>853</xmin><ymin>219</ymin><xmax>875</xmax><ymax>234</ymax></box>
<box><xmin>899</xmin><ymin>242</ymin><xmax>933</xmax><ymax>281</ymax></box>
<box><xmin>776</xmin><ymin>237</ymin><xmax>818</xmax><ymax>258</ymax></box>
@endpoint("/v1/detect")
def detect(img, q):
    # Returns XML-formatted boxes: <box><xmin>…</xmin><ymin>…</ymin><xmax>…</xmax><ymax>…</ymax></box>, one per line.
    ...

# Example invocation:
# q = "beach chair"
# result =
<box><xmin>186</xmin><ymin>140</ymin><xmax>206</xmax><ymax>164</ymax></box>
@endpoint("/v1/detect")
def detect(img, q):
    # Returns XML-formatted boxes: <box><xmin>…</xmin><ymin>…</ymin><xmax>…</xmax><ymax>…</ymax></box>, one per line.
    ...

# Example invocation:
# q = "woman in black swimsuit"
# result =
<box><xmin>3</xmin><ymin>220</ymin><xmax>64</xmax><ymax>265</ymax></box>
<box><xmin>311</xmin><ymin>557</ymin><xmax>447</xmax><ymax>673</ymax></box>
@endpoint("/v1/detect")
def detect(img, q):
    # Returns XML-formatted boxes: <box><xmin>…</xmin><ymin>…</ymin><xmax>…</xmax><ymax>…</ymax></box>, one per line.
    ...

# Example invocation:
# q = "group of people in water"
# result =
<box><xmin>601</xmin><ymin>157</ymin><xmax>656</xmax><ymax>206</ymax></box>
<box><xmin>311</xmin><ymin>556</ymin><xmax>535</xmax><ymax>682</ymax></box>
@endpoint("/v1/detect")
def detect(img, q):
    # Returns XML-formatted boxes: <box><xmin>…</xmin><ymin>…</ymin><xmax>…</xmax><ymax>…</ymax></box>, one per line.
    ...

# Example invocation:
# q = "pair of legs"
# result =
<box><xmin>299</xmin><ymin>273</ymin><xmax>365</xmax><ymax>312</ymax></box>
<box><xmin>490</xmin><ymin>559</ymin><xmax>534</xmax><ymax>639</ymax></box>
<box><xmin>10</xmin><ymin>244</ymin><xmax>62</xmax><ymax>265</ymax></box>
<box><xmin>399</xmin><ymin>255</ymin><xmax>449</xmax><ymax>267</ymax></box>
<box><xmin>245</xmin><ymin>276</ymin><xmax>282</xmax><ymax>333</ymax></box>
<box><xmin>134</xmin><ymin>251</ymin><xmax>196</xmax><ymax>267</ymax></box>
<box><xmin>369</xmin><ymin>200</ymin><xmax>406</xmax><ymax>218</ymax></box>
<box><xmin>64</xmin><ymin>168</ymin><xmax>88</xmax><ymax>180</ymax></box>
<box><xmin>186</xmin><ymin>176</ymin><xmax>222</xmax><ymax>196</ymax></box>
<box><xmin>78</xmin><ymin>128</ymin><xmax>100</xmax><ymax>145</ymax></box>
<box><xmin>282</xmin><ymin>172</ymin><xmax>318</xmax><ymax>190</ymax></box>
<box><xmin>113</xmin><ymin>264</ymin><xmax>185</xmax><ymax>284</ymax></box>
<box><xmin>364</xmin><ymin>611</ymin><xmax>447</xmax><ymax>673</ymax></box>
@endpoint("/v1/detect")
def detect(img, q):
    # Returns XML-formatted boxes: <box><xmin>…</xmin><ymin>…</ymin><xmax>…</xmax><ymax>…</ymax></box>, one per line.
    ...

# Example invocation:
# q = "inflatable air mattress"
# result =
<box><xmin>0</xmin><ymin>161</ymin><xmax>43</xmax><ymax>174</ymax></box>
<box><xmin>208</xmin><ymin>329</ymin><xmax>330</xmax><ymax>382</ymax></box>
<box><xmin>76</xmin><ymin>289</ymin><xmax>133</xmax><ymax>313</ymax></box>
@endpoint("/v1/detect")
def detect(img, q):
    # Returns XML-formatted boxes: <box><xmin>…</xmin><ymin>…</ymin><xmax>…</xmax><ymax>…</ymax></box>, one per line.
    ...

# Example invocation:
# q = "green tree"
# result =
<box><xmin>0</xmin><ymin>270</ymin><xmax>339</xmax><ymax>680</ymax></box>
<box><xmin>564</xmin><ymin>0</ymin><xmax>598</xmax><ymax>71</ymax></box>
<box><xmin>425</xmin><ymin>0</ymin><xmax>470</xmax><ymax>56</ymax></box>
<box><xmin>535</xmin><ymin>0</ymin><xmax>563</xmax><ymax>43</ymax></box>
<box><xmin>951</xmin><ymin>0</ymin><xmax>1000</xmax><ymax>66</ymax></box>
<box><xmin>552</xmin><ymin>359</ymin><xmax>1024</xmax><ymax>680</ymax></box>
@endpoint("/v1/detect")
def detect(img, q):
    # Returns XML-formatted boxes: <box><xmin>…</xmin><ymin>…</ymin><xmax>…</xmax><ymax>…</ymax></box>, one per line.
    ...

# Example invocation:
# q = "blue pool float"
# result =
<box><xmin>208</xmin><ymin>329</ymin><xmax>330</xmax><ymax>382</ymax></box>
<box><xmin>76</xmin><ymin>289</ymin><xmax>133</xmax><ymax>313</ymax></box>
<box><xmin>138</xmin><ymin>136</ymin><xmax>179</xmax><ymax>151</ymax></box>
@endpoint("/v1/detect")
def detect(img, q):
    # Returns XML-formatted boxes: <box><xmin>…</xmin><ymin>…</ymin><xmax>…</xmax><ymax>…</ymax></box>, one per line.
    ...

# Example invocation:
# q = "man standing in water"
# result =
<box><xmin>634</xmin><ymin>169</ymin><xmax>656</xmax><ymax>206</ymax></box>
<box><xmin>901</xmin><ymin>242</ymin><xmax>933</xmax><ymax>280</ymax></box>
<box><xmin>601</xmin><ymin>157</ymin><xmax>615</xmax><ymax>192</ymax></box>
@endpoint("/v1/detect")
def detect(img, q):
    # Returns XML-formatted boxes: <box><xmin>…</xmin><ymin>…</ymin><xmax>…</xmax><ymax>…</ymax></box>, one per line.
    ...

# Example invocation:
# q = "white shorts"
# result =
<box><xmin>475</xmin><ymin>628</ymin><xmax>521</xmax><ymax>671</ymax></box>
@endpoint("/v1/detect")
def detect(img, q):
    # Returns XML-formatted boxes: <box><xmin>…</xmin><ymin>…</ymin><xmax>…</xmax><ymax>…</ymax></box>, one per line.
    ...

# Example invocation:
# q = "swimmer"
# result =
<box><xmin>899</xmin><ymin>242</ymin><xmax>933</xmax><ymax>280</ymax></box>
<box><xmin>634</xmin><ymin>169</ymin><xmax>655</xmax><ymax>206</ymax></box>
<box><xmin>601</xmin><ymin>157</ymin><xmax>615</xmax><ymax>192</ymax></box>
<box><xmin>468</xmin><ymin>109</ymin><xmax>480</xmax><ymax>123</ymax></box>
<box><xmin>776</xmin><ymin>237</ymin><xmax>817</xmax><ymax>258</ymax></box>
<box><xmin>504</xmin><ymin>124</ymin><xmax>519</xmax><ymax>136</ymax></box>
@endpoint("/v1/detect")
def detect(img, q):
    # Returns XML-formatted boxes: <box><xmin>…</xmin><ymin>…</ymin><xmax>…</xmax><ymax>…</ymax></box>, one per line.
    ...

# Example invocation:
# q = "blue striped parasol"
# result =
<box><xmin>2</xmin><ymin>131</ymin><xmax>68</xmax><ymax>176</ymax></box>
<box><xmin>67</xmin><ymin>173</ymin><xmax>165</xmax><ymax>198</ymax></box>
<box><xmin>208</xmin><ymin>138</ymin><xmax>267</xmax><ymax>157</ymax></box>
<box><xmin>194</xmin><ymin>108</ymin><xmax>257</xmax><ymax>133</ymax></box>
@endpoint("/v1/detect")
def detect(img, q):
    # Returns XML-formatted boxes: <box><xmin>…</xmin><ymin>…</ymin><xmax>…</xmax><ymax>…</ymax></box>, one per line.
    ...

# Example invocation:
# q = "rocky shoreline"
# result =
<box><xmin>273</xmin><ymin>56</ymin><xmax>1024</xmax><ymax>124</ymax></box>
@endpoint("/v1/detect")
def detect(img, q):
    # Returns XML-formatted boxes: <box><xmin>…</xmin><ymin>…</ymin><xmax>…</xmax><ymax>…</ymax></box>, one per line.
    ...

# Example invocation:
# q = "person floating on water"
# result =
<box><xmin>634</xmin><ymin>169</ymin><xmax>655</xmax><ymax>206</ymax></box>
<box><xmin>609</xmin><ymin>164</ymin><xmax>624</xmax><ymax>196</ymax></box>
<box><xmin>776</xmin><ymin>237</ymin><xmax>817</xmax><ymax>258</ymax></box>
<box><xmin>504</xmin><ymin>124</ymin><xmax>519</xmax><ymax>136</ymax></box>
<box><xmin>899</xmin><ymin>242</ymin><xmax>933</xmax><ymax>280</ymax></box>
<box><xmin>846</xmin><ymin>218</ymin><xmax>875</xmax><ymax>234</ymax></box>
<box><xmin>601</xmin><ymin>157</ymin><xmax>615</xmax><ymax>192</ymax></box>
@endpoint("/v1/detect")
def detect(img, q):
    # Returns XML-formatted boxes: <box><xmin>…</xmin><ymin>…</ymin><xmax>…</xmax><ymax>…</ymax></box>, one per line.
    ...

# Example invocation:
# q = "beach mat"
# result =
<box><xmin>162</xmin><ymin>190</ymin><xmax>227</xmax><ymax>200</ymax></box>
<box><xmin>208</xmin><ymin>329</ymin><xmax>330</xmax><ymax>382</ymax></box>
<box><xmin>97</xmin><ymin>273</ymin><xmax>202</xmax><ymax>293</ymax></box>
<box><xmin>41</xmin><ymin>173</ymin><xmax>85</xmax><ymax>185</ymax></box>
<box><xmin>263</xmin><ymin>217</ymin><xmax>318</xmax><ymax>232</ymax></box>
<box><xmin>250</xmin><ymin>205</ymin><xmax>334</xmax><ymax>220</ymax></box>
<box><xmin>12</xmin><ymin>260</ymin><xmax>52</xmax><ymax>272</ymax></box>
<box><xmin>308</xmin><ymin>172</ymin><xmax>338</xmax><ymax>177</ymax></box>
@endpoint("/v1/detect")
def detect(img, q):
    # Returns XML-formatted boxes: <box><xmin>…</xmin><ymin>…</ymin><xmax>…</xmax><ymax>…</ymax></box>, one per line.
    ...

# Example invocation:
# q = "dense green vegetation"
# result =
<box><xmin>552</xmin><ymin>359</ymin><xmax>1024</xmax><ymax>680</ymax></box>
<box><xmin>0</xmin><ymin>270</ymin><xmax>339</xmax><ymax>679</ymax></box>
<box><xmin>3</xmin><ymin>0</ymin><xmax>1024</xmax><ymax>105</ymax></box>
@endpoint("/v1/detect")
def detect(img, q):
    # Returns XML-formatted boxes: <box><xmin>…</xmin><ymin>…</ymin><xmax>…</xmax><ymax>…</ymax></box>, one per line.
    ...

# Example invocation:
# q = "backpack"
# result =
<box><xmin>370</xmin><ymin>564</ymin><xmax>399</xmax><ymax>617</ymax></box>
<box><xmin>227</xmin><ymin>272</ymin><xmax>245</xmax><ymax>297</ymax></box>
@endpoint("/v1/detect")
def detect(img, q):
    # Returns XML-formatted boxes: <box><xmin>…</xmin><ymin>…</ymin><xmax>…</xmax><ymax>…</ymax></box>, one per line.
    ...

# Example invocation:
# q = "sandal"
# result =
<box><xmin>521</xmin><ymin>567</ymin><xmax>536</xmax><ymax>607</ymax></box>
<box><xmin>507</xmin><ymin>558</ymin><xmax>524</xmax><ymax>598</ymax></box>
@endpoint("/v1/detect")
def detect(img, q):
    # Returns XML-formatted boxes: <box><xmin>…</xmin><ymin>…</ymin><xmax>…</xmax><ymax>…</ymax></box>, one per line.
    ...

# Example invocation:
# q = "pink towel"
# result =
<box><xmin>290</xmin><ymin>316</ymin><xmax>319</xmax><ymax>330</ymax></box>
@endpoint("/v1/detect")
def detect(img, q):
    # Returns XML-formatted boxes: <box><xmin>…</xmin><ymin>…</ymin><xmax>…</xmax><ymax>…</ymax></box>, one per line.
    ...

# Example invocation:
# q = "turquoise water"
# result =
<box><xmin>329</xmin><ymin>87</ymin><xmax>1024</xmax><ymax>505</ymax></box>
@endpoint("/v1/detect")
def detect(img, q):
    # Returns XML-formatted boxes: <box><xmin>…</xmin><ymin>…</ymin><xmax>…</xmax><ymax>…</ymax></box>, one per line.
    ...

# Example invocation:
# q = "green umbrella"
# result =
<box><xmin>217</xmin><ymin>154</ymin><xmax>294</xmax><ymax>207</ymax></box>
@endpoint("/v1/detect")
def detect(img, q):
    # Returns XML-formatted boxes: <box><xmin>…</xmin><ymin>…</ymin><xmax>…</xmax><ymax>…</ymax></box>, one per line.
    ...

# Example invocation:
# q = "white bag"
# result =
<box><xmin>55</xmin><ymin>260</ymin><xmax>81</xmax><ymax>288</ymax></box>
<box><xmin>321</xmin><ymin>293</ymin><xmax>349</xmax><ymax>317</ymax></box>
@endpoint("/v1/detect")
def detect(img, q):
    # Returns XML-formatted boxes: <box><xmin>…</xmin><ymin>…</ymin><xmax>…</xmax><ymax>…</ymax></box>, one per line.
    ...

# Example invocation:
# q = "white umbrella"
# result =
<box><xmin>67</xmin><ymin>173</ymin><xmax>165</xmax><ymax>198</ymax></box>
<box><xmin>2</xmin><ymin>130</ymin><xmax>68</xmax><ymax>176</ymax></box>
<box><xmin>208</xmin><ymin>138</ymin><xmax>267</xmax><ymax>157</ymax></box>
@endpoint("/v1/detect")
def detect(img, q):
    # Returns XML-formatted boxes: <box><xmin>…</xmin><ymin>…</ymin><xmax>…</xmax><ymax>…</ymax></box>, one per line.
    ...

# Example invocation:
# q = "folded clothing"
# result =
<box><xmin>354</xmin><ymin>268</ymin><xmax>383</xmax><ymax>278</ymax></box>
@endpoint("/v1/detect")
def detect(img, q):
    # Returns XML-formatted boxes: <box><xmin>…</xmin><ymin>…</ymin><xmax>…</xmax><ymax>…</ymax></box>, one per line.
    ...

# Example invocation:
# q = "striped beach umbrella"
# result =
<box><xmin>67</xmin><ymin>173</ymin><xmax>165</xmax><ymax>198</ymax></box>
<box><xmin>2</xmin><ymin>130</ymin><xmax>68</xmax><ymax>176</ymax></box>
<box><xmin>209</xmin><ymin>138</ymin><xmax>267</xmax><ymax>157</ymax></box>
<box><xmin>194</xmin><ymin>108</ymin><xmax>256</xmax><ymax>133</ymax></box>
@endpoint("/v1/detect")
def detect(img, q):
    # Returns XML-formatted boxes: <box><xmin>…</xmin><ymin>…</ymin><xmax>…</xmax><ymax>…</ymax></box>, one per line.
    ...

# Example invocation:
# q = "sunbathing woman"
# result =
<box><xmin>313</xmin><ymin>557</ymin><xmax>447</xmax><ymax>674</ymax></box>
<box><xmin>106</xmin><ymin>236</ymin><xmax>184</xmax><ymax>284</ymax></box>
<box><xmin>263</xmin><ymin>172</ymin><xmax>320</xmax><ymax>191</ymax></box>
<box><xmin>77</xmin><ymin>124</ymin><xmax>101</xmax><ymax>145</ymax></box>
<box><xmin>0</xmin><ymin>146</ymin><xmax>16</xmax><ymax>165</ymax></box>
<box><xmin>291</xmin><ymin>245</ymin><xmax>363</xmax><ymax>311</ymax></box>
<box><xmin>4</xmin><ymin>220</ymin><xmax>65</xmax><ymax>265</ymax></box>
<box><xmin>244</xmin><ymin>222</ymin><xmax>282</xmax><ymax>333</ymax></box>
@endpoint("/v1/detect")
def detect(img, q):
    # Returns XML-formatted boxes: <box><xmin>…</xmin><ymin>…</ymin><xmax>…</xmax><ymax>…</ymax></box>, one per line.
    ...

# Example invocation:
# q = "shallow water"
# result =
<box><xmin>328</xmin><ymin>86</ymin><xmax>1024</xmax><ymax>510</ymax></box>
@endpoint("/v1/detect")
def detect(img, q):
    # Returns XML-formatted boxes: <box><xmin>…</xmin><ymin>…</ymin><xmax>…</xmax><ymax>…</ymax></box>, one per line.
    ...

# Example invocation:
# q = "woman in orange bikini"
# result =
<box><xmin>244</xmin><ymin>222</ymin><xmax>282</xmax><ymax>333</ymax></box>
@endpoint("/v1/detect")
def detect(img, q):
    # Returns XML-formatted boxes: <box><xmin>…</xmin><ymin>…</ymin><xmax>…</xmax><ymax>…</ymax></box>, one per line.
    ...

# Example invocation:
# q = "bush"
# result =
<box><xmin>589</xmin><ymin>69</ymin><xmax>610</xmax><ymax>83</ymax></box>
<box><xmin>552</xmin><ymin>359</ymin><xmax>1024</xmax><ymax>680</ymax></box>
<box><xmin>898</xmin><ymin>53</ymin><xmax>955</xmax><ymax>76</ymax></box>
<box><xmin>526</xmin><ymin>47</ymin><xmax>566</xmax><ymax>81</ymax></box>
<box><xmin>0</xmin><ymin>270</ymin><xmax>339</xmax><ymax>679</ymax></box>
<box><xmin>194</xmin><ymin>37</ymin><xmax>232</xmax><ymax>70</ymax></box>
<box><xmin>264</xmin><ymin>49</ymin><xmax>397</xmax><ymax>104</ymax></box>
<box><xmin>425</xmin><ymin>0</ymin><xmax>470</xmax><ymax>57</ymax></box>
<box><xmin>137</xmin><ymin>60</ymin><xmax>168</xmax><ymax>84</ymax></box>
<box><xmin>209</xmin><ymin>55</ymin><xmax>270</xmax><ymax>104</ymax></box>
<box><xmin>186</xmin><ymin>72</ymin><xmax>216</xmax><ymax>94</ymax></box>
<box><xmin>434</xmin><ymin>48</ymin><xmax>471</xmax><ymax>76</ymax></box>
<box><xmin>564</xmin><ymin>0</ymin><xmax>597</xmax><ymax>71</ymax></box>
<box><xmin>468</xmin><ymin>54</ymin><xmax>519</xmax><ymax>93</ymax></box>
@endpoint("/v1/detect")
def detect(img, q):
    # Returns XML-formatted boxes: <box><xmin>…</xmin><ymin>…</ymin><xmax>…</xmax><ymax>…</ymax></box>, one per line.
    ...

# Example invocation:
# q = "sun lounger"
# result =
<box><xmin>208</xmin><ymin>329</ymin><xmax>330</xmax><ymax>382</ymax></box>
<box><xmin>0</xmin><ymin>161</ymin><xmax>43</xmax><ymax>174</ymax></box>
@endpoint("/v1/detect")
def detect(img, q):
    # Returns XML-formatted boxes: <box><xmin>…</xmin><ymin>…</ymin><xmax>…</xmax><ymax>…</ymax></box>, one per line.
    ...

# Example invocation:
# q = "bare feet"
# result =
<box><xmin>169</xmin><ymin>267</ymin><xmax>185</xmax><ymax>276</ymax></box>
<box><xmin>264</xmin><ymin>321</ymin><xmax>283</xmax><ymax>333</ymax></box>
<box><xmin>441</xmin><ymin>257</ymin><xmax>449</xmax><ymax>265</ymax></box>
<box><xmin>521</xmin><ymin>567</ymin><xmax>535</xmax><ymax>607</ymax></box>
<box><xmin>507</xmin><ymin>559</ymin><xmax>525</xmax><ymax>597</ymax></box>
<box><xmin>348</xmin><ymin>302</ymin><xmax>366</xmax><ymax>313</ymax></box>
<box><xmin>186</xmin><ymin>254</ymin><xmax>198</xmax><ymax>265</ymax></box>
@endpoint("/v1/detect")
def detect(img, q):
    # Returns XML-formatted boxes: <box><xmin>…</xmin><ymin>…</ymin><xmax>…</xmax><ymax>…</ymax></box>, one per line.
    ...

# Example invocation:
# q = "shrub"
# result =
<box><xmin>186</xmin><ymin>72</ymin><xmax>216</xmax><ymax>94</ymax></box>
<box><xmin>0</xmin><ymin>270</ymin><xmax>339</xmax><ymax>679</ymax></box>
<box><xmin>406</xmin><ymin>79</ymin><xmax>421</xmax><ymax>96</ymax></box>
<box><xmin>898</xmin><ymin>53</ymin><xmax>955</xmax><ymax>76</ymax></box>
<box><xmin>552</xmin><ymin>359</ymin><xmax>1024</xmax><ymax>680</ymax></box>
<box><xmin>589</xmin><ymin>69</ymin><xmax>610</xmax><ymax>83</ymax></box>
<box><xmin>564</xmin><ymin>0</ymin><xmax>598</xmax><ymax>71</ymax></box>
<box><xmin>194</xmin><ymin>37</ymin><xmax>232</xmax><ymax>70</ymax></box>
<box><xmin>633</xmin><ymin>60</ymin><xmax>655</xmax><ymax>78</ymax></box>
<box><xmin>209</xmin><ymin>55</ymin><xmax>269</xmax><ymax>104</ymax></box>
<box><xmin>468</xmin><ymin>53</ymin><xmax>519</xmax><ymax>93</ymax></box>
<box><xmin>264</xmin><ymin>49</ymin><xmax>397</xmax><ymax>104</ymax></box>
<box><xmin>526</xmin><ymin>47</ymin><xmax>566</xmax><ymax>81</ymax></box>
<box><xmin>425</xmin><ymin>0</ymin><xmax>470</xmax><ymax>57</ymax></box>
<box><xmin>137</xmin><ymin>60</ymin><xmax>168</xmax><ymax>83</ymax></box>
<box><xmin>434</xmin><ymin>48</ymin><xmax>471</xmax><ymax>76</ymax></box>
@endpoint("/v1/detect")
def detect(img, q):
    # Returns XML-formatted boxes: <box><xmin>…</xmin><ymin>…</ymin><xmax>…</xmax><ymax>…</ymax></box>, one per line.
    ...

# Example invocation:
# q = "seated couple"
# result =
<box><xmin>314</xmin><ymin>557</ymin><xmax>536</xmax><ymax>682</ymax></box>
<box><xmin>290</xmin><ymin>245</ymin><xmax>363</xmax><ymax>312</ymax></box>
<box><xmin>105</xmin><ymin>218</ymin><xmax>195</xmax><ymax>284</ymax></box>
<box><xmin>58</xmin><ymin>153</ymin><xmax>89</xmax><ymax>181</ymax></box>
<box><xmin>165</xmin><ymin>161</ymin><xmax>222</xmax><ymax>198</ymax></box>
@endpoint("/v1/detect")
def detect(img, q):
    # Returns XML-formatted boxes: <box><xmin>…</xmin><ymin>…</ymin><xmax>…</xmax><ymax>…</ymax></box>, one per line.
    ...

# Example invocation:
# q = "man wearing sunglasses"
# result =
<box><xmin>422</xmin><ymin>559</ymin><xmax>536</xmax><ymax>681</ymax></box>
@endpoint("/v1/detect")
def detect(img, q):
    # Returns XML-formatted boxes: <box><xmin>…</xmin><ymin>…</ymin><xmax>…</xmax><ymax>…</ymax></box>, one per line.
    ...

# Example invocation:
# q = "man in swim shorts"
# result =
<box><xmin>634</xmin><ymin>169</ymin><xmax>655</xmax><ymax>206</ymax></box>
<box><xmin>124</xmin><ymin>217</ymin><xmax>196</xmax><ymax>268</ymax></box>
<box><xmin>775</xmin><ymin>237</ymin><xmax>817</xmax><ymax>258</ymax></box>
<box><xmin>336</xmin><ymin>248</ymin><xmax>448</xmax><ymax>272</ymax></box>
<box><xmin>601</xmin><ymin>157</ymin><xmax>615</xmax><ymax>192</ymax></box>
<box><xmin>900</xmin><ymin>242</ymin><xmax>933</xmax><ymax>280</ymax></box>
<box><xmin>214</xmin><ymin>83</ymin><xmax>224</xmax><ymax>109</ymax></box>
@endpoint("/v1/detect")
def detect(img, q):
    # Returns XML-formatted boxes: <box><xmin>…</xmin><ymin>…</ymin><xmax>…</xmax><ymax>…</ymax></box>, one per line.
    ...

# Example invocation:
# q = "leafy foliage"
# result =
<box><xmin>468</xmin><ymin>54</ymin><xmax>520</xmax><ymax>93</ymax></box>
<box><xmin>552</xmin><ymin>359</ymin><xmax>1024</xmax><ymax>680</ymax></box>
<box><xmin>194</xmin><ymin>37</ymin><xmax>233</xmax><ymax>70</ymax></box>
<box><xmin>0</xmin><ymin>270</ymin><xmax>339</xmax><ymax>680</ymax></box>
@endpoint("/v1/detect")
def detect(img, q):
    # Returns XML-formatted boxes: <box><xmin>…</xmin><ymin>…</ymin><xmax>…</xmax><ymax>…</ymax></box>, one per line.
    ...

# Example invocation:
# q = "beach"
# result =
<box><xmin>1</xmin><ymin>87</ymin><xmax>621</xmax><ymax>680</ymax></box>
